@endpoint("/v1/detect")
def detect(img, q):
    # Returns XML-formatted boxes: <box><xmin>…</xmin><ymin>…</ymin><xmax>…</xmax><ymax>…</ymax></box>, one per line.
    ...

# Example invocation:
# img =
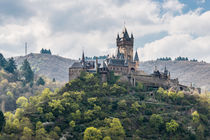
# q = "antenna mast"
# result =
<box><xmin>25</xmin><ymin>42</ymin><xmax>27</xmax><ymax>56</ymax></box>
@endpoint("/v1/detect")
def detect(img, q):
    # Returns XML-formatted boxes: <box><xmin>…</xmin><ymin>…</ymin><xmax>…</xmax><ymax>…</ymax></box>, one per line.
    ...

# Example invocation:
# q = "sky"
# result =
<box><xmin>0</xmin><ymin>0</ymin><xmax>210</xmax><ymax>61</ymax></box>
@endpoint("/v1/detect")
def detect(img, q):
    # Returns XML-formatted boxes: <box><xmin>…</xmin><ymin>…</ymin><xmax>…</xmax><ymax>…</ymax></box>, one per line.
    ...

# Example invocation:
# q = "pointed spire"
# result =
<box><xmin>131</xmin><ymin>33</ymin><xmax>134</xmax><ymax>39</ymax></box>
<box><xmin>82</xmin><ymin>50</ymin><xmax>85</xmax><ymax>67</ymax></box>
<box><xmin>117</xmin><ymin>33</ymin><xmax>120</xmax><ymax>40</ymax></box>
<box><xmin>164</xmin><ymin>65</ymin><xmax>168</xmax><ymax>75</ymax></box>
<box><xmin>122</xmin><ymin>26</ymin><xmax>129</xmax><ymax>39</ymax></box>
<box><xmin>134</xmin><ymin>50</ymin><xmax>139</xmax><ymax>61</ymax></box>
<box><xmin>117</xmin><ymin>47</ymin><xmax>120</xmax><ymax>59</ymax></box>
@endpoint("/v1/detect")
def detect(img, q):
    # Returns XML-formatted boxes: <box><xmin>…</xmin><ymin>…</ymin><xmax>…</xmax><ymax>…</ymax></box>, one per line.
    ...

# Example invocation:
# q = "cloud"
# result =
<box><xmin>168</xmin><ymin>10</ymin><xmax>210</xmax><ymax>36</ymax></box>
<box><xmin>162</xmin><ymin>0</ymin><xmax>185</xmax><ymax>14</ymax></box>
<box><xmin>197</xmin><ymin>0</ymin><xmax>206</xmax><ymax>4</ymax></box>
<box><xmin>140</xmin><ymin>34</ymin><xmax>210</xmax><ymax>61</ymax></box>
<box><xmin>0</xmin><ymin>0</ymin><xmax>210</xmax><ymax>64</ymax></box>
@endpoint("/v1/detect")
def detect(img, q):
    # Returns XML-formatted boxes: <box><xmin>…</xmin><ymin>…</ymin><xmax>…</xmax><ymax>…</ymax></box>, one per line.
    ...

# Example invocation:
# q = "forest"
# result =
<box><xmin>0</xmin><ymin>64</ymin><xmax>209</xmax><ymax>139</ymax></box>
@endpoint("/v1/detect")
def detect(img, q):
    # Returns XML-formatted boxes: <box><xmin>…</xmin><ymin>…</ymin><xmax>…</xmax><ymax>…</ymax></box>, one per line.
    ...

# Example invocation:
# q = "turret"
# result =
<box><xmin>134</xmin><ymin>50</ymin><xmax>139</xmax><ymax>69</ymax></box>
<box><xmin>134</xmin><ymin>50</ymin><xmax>139</xmax><ymax>62</ymax></box>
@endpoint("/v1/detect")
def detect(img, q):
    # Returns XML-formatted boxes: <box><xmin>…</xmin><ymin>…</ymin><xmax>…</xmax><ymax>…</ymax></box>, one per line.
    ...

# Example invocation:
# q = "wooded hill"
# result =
<box><xmin>0</xmin><ymin>72</ymin><xmax>209</xmax><ymax>139</ymax></box>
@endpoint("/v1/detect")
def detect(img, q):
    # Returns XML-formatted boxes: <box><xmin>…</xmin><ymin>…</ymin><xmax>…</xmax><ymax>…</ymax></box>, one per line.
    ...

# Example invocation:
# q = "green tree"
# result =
<box><xmin>131</xmin><ymin>101</ymin><xmax>141</xmax><ymax>112</ymax></box>
<box><xmin>35</xmin><ymin>128</ymin><xmax>49</xmax><ymax>140</ymax></box>
<box><xmin>117</xmin><ymin>100</ymin><xmax>127</xmax><ymax>109</ymax></box>
<box><xmin>136</xmin><ymin>82</ymin><xmax>144</xmax><ymax>90</ymax></box>
<box><xmin>49</xmin><ymin>99</ymin><xmax>65</xmax><ymax>115</ymax></box>
<box><xmin>4</xmin><ymin>57</ymin><xmax>16</xmax><ymax>74</ymax></box>
<box><xmin>103</xmin><ymin>136</ymin><xmax>111</xmax><ymax>140</ymax></box>
<box><xmin>6</xmin><ymin>91</ymin><xmax>14</xmax><ymax>98</ymax></box>
<box><xmin>36</xmin><ymin>77</ymin><xmax>45</xmax><ymax>86</ymax></box>
<box><xmin>16</xmin><ymin>96</ymin><xmax>28</xmax><ymax>108</ymax></box>
<box><xmin>0</xmin><ymin>111</ymin><xmax>5</xmax><ymax>131</ymax></box>
<box><xmin>192</xmin><ymin>111</ymin><xmax>200</xmax><ymax>124</ymax></box>
<box><xmin>69</xmin><ymin>120</ymin><xmax>75</xmax><ymax>128</ymax></box>
<box><xmin>166</xmin><ymin>120</ymin><xmax>179</xmax><ymax>133</ymax></box>
<box><xmin>149</xmin><ymin>114</ymin><xmax>163</xmax><ymax>131</ymax></box>
<box><xmin>20</xmin><ymin>59</ymin><xmax>34</xmax><ymax>83</ymax></box>
<box><xmin>0</xmin><ymin>53</ymin><xmax>7</xmax><ymax>68</ymax></box>
<box><xmin>20</xmin><ymin>127</ymin><xmax>33</xmax><ymax>140</ymax></box>
<box><xmin>84</xmin><ymin>127</ymin><xmax>102</xmax><ymax>140</ymax></box>
<box><xmin>108</xmin><ymin>118</ymin><xmax>125</xmax><ymax>140</ymax></box>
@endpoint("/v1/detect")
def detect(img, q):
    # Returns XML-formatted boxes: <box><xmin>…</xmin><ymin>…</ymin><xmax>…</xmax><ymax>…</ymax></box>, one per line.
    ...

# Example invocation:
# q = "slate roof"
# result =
<box><xmin>71</xmin><ymin>62</ymin><xmax>83</xmax><ymax>68</ymax></box>
<box><xmin>107</xmin><ymin>59</ymin><xmax>127</xmax><ymax>67</ymax></box>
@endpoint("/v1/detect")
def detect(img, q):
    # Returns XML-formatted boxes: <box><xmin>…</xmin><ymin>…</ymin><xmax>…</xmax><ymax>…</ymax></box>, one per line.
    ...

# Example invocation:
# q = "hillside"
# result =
<box><xmin>15</xmin><ymin>54</ymin><xmax>210</xmax><ymax>91</ymax></box>
<box><xmin>140</xmin><ymin>61</ymin><xmax>210</xmax><ymax>91</ymax></box>
<box><xmin>14</xmin><ymin>53</ymin><xmax>75</xmax><ymax>82</ymax></box>
<box><xmin>1</xmin><ymin>72</ymin><xmax>209</xmax><ymax>139</ymax></box>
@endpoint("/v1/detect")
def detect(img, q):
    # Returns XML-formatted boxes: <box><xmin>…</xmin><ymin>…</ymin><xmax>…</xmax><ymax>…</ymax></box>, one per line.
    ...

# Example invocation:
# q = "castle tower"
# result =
<box><xmin>116</xmin><ymin>27</ymin><xmax>134</xmax><ymax>62</ymax></box>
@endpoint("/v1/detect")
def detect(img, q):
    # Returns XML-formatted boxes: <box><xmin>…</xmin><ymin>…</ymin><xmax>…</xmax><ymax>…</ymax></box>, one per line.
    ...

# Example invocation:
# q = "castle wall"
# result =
<box><xmin>69</xmin><ymin>68</ymin><xmax>83</xmax><ymax>81</ymax></box>
<box><xmin>108</xmin><ymin>65</ymin><xmax>128</xmax><ymax>75</ymax></box>
<box><xmin>134</xmin><ymin>75</ymin><xmax>171</xmax><ymax>88</ymax></box>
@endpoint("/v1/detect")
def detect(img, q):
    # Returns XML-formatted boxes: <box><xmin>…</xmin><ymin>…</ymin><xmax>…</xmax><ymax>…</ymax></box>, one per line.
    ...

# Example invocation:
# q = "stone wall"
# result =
<box><xmin>69</xmin><ymin>68</ymin><xmax>83</xmax><ymax>81</ymax></box>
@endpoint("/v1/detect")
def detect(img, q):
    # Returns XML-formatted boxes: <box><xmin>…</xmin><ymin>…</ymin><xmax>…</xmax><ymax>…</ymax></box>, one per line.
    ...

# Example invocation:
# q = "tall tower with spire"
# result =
<box><xmin>116</xmin><ymin>27</ymin><xmax>134</xmax><ymax>62</ymax></box>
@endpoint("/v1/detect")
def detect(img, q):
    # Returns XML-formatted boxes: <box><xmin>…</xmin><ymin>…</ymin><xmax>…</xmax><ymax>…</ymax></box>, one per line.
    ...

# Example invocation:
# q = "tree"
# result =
<box><xmin>103</xmin><ymin>136</ymin><xmax>111</xmax><ymax>140</ymax></box>
<box><xmin>20</xmin><ymin>59</ymin><xmax>34</xmax><ymax>83</ymax></box>
<box><xmin>0</xmin><ymin>53</ymin><xmax>7</xmax><ymax>68</ymax></box>
<box><xmin>20</xmin><ymin>127</ymin><xmax>33</xmax><ymax>140</ymax></box>
<box><xmin>49</xmin><ymin>99</ymin><xmax>65</xmax><ymax>115</ymax></box>
<box><xmin>0</xmin><ymin>111</ymin><xmax>5</xmax><ymax>131</ymax></box>
<box><xmin>192</xmin><ymin>111</ymin><xmax>200</xmax><ymax>124</ymax></box>
<box><xmin>16</xmin><ymin>96</ymin><xmax>28</xmax><ymax>108</ymax></box>
<box><xmin>117</xmin><ymin>100</ymin><xmax>127</xmax><ymax>109</ymax></box>
<box><xmin>149</xmin><ymin>114</ymin><xmax>163</xmax><ymax>131</ymax></box>
<box><xmin>40</xmin><ymin>48</ymin><xmax>52</xmax><ymax>55</ymax></box>
<box><xmin>36</xmin><ymin>77</ymin><xmax>45</xmax><ymax>86</ymax></box>
<box><xmin>108</xmin><ymin>118</ymin><xmax>125</xmax><ymax>139</ymax></box>
<box><xmin>4</xmin><ymin>57</ymin><xmax>16</xmax><ymax>74</ymax></box>
<box><xmin>84</xmin><ymin>127</ymin><xmax>102</xmax><ymax>140</ymax></box>
<box><xmin>35</xmin><ymin>128</ymin><xmax>49</xmax><ymax>140</ymax></box>
<box><xmin>69</xmin><ymin>120</ymin><xmax>75</xmax><ymax>128</ymax></box>
<box><xmin>166</xmin><ymin>120</ymin><xmax>179</xmax><ymax>133</ymax></box>
<box><xmin>131</xmin><ymin>101</ymin><xmax>141</xmax><ymax>112</ymax></box>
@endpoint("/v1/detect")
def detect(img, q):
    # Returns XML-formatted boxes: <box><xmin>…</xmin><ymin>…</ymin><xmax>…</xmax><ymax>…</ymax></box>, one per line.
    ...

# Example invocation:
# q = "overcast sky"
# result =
<box><xmin>0</xmin><ymin>0</ymin><xmax>210</xmax><ymax>61</ymax></box>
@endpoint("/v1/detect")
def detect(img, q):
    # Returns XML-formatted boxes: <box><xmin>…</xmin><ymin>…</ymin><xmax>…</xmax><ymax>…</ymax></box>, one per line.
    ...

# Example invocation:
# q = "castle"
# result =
<box><xmin>69</xmin><ymin>27</ymin><xmax>201</xmax><ymax>93</ymax></box>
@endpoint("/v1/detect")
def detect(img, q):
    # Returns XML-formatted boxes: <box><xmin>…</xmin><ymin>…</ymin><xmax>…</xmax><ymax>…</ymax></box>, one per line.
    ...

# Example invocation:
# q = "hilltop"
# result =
<box><xmin>14</xmin><ymin>53</ymin><xmax>75</xmax><ymax>82</ymax></box>
<box><xmin>15</xmin><ymin>54</ymin><xmax>210</xmax><ymax>91</ymax></box>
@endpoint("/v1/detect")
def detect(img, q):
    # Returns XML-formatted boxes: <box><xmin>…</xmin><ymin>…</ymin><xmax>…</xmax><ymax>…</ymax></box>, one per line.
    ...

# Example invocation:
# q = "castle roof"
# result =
<box><xmin>71</xmin><ymin>62</ymin><xmax>83</xmax><ymax>68</ymax></box>
<box><xmin>120</xmin><ymin>27</ymin><xmax>130</xmax><ymax>40</ymax></box>
<box><xmin>107</xmin><ymin>58</ymin><xmax>127</xmax><ymax>67</ymax></box>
